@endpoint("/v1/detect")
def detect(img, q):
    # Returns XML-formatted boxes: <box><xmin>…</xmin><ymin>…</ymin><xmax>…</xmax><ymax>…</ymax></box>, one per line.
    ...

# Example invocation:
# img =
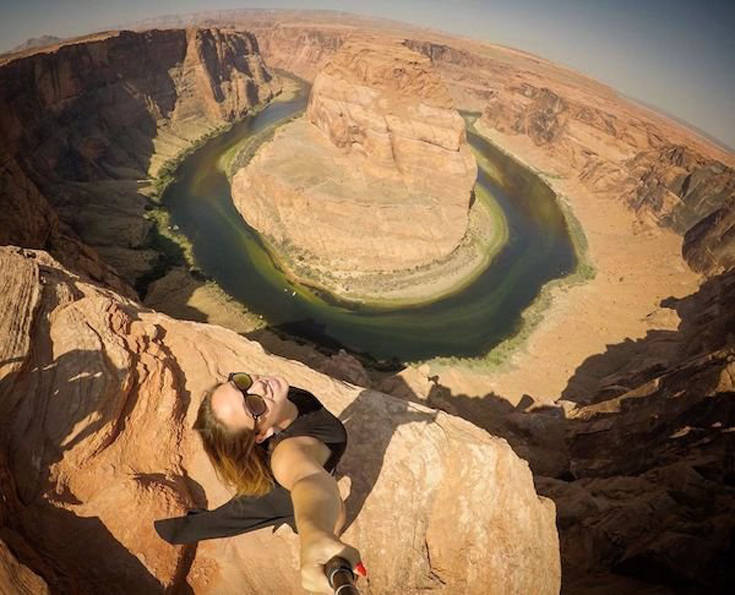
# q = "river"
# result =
<box><xmin>162</xmin><ymin>88</ymin><xmax>575</xmax><ymax>363</ymax></box>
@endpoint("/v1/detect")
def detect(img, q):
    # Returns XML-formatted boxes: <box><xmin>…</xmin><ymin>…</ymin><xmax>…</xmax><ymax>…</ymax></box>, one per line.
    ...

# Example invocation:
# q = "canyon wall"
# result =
<box><xmin>0</xmin><ymin>28</ymin><xmax>280</xmax><ymax>290</ymax></box>
<box><xmin>474</xmin><ymin>83</ymin><xmax>735</xmax><ymax>234</ymax></box>
<box><xmin>0</xmin><ymin>246</ymin><xmax>560</xmax><ymax>593</ymax></box>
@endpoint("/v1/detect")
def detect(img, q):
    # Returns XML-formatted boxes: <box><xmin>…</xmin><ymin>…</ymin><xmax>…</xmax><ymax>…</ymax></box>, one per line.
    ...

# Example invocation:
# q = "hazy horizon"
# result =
<box><xmin>1</xmin><ymin>0</ymin><xmax>733</xmax><ymax>150</ymax></box>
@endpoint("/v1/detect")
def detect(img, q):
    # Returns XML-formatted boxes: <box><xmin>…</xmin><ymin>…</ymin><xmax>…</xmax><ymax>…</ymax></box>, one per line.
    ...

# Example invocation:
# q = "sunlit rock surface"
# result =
<box><xmin>232</xmin><ymin>40</ymin><xmax>477</xmax><ymax>275</ymax></box>
<box><xmin>0</xmin><ymin>246</ymin><xmax>560</xmax><ymax>593</ymax></box>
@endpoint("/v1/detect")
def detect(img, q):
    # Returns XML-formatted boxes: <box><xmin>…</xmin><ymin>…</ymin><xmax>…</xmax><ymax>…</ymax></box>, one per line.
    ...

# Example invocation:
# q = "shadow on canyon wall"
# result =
<box><xmin>0</xmin><ymin>30</ymin><xmax>229</xmax><ymax>298</ymax></box>
<box><xmin>379</xmin><ymin>269</ymin><xmax>735</xmax><ymax>594</ymax></box>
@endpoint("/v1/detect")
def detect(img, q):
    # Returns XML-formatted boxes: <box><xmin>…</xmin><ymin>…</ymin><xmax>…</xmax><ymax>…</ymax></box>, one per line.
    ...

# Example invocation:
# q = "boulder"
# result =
<box><xmin>0</xmin><ymin>246</ymin><xmax>559</xmax><ymax>593</ymax></box>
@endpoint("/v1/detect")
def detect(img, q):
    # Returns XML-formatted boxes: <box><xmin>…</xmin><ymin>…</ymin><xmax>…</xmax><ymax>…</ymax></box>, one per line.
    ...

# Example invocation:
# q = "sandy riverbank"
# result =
<box><xmin>413</xmin><ymin>123</ymin><xmax>702</xmax><ymax>405</ymax></box>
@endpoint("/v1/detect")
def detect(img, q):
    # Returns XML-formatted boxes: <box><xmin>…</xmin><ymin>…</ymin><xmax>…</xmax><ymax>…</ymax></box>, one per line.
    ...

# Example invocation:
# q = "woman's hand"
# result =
<box><xmin>300</xmin><ymin>530</ymin><xmax>363</xmax><ymax>593</ymax></box>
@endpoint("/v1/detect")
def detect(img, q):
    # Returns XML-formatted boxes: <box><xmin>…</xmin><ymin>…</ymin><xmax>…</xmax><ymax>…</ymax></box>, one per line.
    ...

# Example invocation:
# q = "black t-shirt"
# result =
<box><xmin>263</xmin><ymin>386</ymin><xmax>347</xmax><ymax>475</ymax></box>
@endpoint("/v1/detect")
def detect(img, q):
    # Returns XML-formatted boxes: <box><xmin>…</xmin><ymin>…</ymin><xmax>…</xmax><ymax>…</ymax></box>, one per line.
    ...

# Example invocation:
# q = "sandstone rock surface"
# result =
<box><xmin>682</xmin><ymin>197</ymin><xmax>735</xmax><ymax>276</ymax></box>
<box><xmin>0</xmin><ymin>246</ymin><xmax>560</xmax><ymax>593</ymax></box>
<box><xmin>232</xmin><ymin>40</ymin><xmax>476</xmax><ymax>276</ymax></box>
<box><xmin>0</xmin><ymin>538</ymin><xmax>49</xmax><ymax>594</ymax></box>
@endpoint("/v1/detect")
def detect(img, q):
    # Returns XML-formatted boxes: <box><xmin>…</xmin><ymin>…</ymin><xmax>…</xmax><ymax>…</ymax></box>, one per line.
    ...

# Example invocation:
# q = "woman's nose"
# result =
<box><xmin>251</xmin><ymin>378</ymin><xmax>267</xmax><ymax>395</ymax></box>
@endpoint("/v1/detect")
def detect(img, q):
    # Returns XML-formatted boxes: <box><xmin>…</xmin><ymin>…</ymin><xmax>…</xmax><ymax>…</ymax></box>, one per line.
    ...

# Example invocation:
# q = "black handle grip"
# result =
<box><xmin>324</xmin><ymin>555</ymin><xmax>360</xmax><ymax>595</ymax></box>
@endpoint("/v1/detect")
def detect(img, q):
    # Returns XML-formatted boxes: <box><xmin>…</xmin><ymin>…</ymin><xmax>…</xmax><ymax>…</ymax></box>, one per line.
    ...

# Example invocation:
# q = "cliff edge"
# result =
<box><xmin>0</xmin><ymin>245</ymin><xmax>560</xmax><ymax>593</ymax></box>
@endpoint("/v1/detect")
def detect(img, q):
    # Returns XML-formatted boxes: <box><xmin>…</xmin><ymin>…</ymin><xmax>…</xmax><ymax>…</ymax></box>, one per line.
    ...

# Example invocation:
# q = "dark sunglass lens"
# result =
<box><xmin>245</xmin><ymin>394</ymin><xmax>267</xmax><ymax>416</ymax></box>
<box><xmin>231</xmin><ymin>373</ymin><xmax>253</xmax><ymax>390</ymax></box>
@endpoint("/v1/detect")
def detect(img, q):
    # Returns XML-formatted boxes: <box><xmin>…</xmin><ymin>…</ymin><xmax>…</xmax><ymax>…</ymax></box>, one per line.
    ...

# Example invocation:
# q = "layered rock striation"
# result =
<box><xmin>0</xmin><ymin>28</ymin><xmax>280</xmax><ymax>290</ymax></box>
<box><xmin>0</xmin><ymin>246</ymin><xmax>559</xmax><ymax>593</ymax></box>
<box><xmin>232</xmin><ymin>40</ymin><xmax>477</xmax><ymax>286</ymax></box>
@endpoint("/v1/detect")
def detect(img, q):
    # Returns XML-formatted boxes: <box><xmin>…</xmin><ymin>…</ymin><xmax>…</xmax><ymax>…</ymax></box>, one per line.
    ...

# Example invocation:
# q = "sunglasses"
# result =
<box><xmin>228</xmin><ymin>372</ymin><xmax>267</xmax><ymax>424</ymax></box>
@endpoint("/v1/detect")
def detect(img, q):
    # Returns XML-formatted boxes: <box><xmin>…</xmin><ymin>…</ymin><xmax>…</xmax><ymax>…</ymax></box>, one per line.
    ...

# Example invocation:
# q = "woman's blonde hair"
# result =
<box><xmin>193</xmin><ymin>383</ymin><xmax>275</xmax><ymax>497</ymax></box>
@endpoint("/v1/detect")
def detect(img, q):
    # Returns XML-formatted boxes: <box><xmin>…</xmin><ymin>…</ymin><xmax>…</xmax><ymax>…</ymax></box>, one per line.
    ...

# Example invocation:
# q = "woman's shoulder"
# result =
<box><xmin>275</xmin><ymin>386</ymin><xmax>345</xmax><ymax>444</ymax></box>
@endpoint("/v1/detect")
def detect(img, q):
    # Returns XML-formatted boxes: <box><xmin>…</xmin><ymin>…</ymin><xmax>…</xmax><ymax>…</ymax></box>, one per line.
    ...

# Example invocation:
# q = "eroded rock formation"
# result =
<box><xmin>0</xmin><ymin>246</ymin><xmax>560</xmax><ymax>593</ymax></box>
<box><xmin>683</xmin><ymin>197</ymin><xmax>735</xmax><ymax>276</ymax></box>
<box><xmin>474</xmin><ymin>82</ymin><xmax>735</xmax><ymax>247</ymax></box>
<box><xmin>0</xmin><ymin>28</ymin><xmax>280</xmax><ymax>289</ymax></box>
<box><xmin>416</xmin><ymin>266</ymin><xmax>735</xmax><ymax>593</ymax></box>
<box><xmin>232</xmin><ymin>40</ymin><xmax>477</xmax><ymax>278</ymax></box>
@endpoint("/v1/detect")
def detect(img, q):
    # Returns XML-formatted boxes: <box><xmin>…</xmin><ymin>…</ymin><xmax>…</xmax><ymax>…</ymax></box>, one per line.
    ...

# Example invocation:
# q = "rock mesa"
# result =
<box><xmin>232</xmin><ymin>40</ymin><xmax>477</xmax><ymax>275</ymax></box>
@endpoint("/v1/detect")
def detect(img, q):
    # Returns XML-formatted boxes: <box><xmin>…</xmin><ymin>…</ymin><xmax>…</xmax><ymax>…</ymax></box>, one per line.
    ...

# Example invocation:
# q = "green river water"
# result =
<box><xmin>162</xmin><ymin>87</ymin><xmax>576</xmax><ymax>363</ymax></box>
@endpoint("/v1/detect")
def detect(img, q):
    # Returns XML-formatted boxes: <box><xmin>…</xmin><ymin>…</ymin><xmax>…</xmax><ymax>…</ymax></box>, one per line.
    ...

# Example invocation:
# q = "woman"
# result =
<box><xmin>154</xmin><ymin>372</ymin><xmax>365</xmax><ymax>593</ymax></box>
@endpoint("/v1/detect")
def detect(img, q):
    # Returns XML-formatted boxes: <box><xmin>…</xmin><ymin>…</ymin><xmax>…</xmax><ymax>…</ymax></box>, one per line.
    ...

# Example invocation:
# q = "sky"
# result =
<box><xmin>2</xmin><ymin>0</ymin><xmax>733</xmax><ymax>149</ymax></box>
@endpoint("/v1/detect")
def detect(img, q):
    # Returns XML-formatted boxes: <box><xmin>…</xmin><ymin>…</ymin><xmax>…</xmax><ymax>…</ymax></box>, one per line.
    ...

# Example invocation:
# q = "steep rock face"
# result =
<box><xmin>625</xmin><ymin>144</ymin><xmax>735</xmax><ymax>233</ymax></box>
<box><xmin>232</xmin><ymin>40</ymin><xmax>476</xmax><ymax>275</ymax></box>
<box><xmin>0</xmin><ymin>245</ymin><xmax>560</xmax><ymax>593</ymax></box>
<box><xmin>476</xmin><ymin>84</ymin><xmax>735</xmax><ymax>272</ymax></box>
<box><xmin>0</xmin><ymin>28</ymin><xmax>279</xmax><ymax>288</ymax></box>
<box><xmin>682</xmin><ymin>198</ymin><xmax>735</xmax><ymax>276</ymax></box>
<box><xmin>250</xmin><ymin>23</ymin><xmax>348</xmax><ymax>80</ymax></box>
<box><xmin>419</xmin><ymin>268</ymin><xmax>735</xmax><ymax>593</ymax></box>
<box><xmin>307</xmin><ymin>41</ymin><xmax>476</xmax><ymax>204</ymax></box>
<box><xmin>483</xmin><ymin>85</ymin><xmax>570</xmax><ymax>146</ymax></box>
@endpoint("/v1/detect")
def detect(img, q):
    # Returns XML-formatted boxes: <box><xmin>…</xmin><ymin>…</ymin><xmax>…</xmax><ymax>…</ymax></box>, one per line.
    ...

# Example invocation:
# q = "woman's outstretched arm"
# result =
<box><xmin>271</xmin><ymin>436</ymin><xmax>361</xmax><ymax>593</ymax></box>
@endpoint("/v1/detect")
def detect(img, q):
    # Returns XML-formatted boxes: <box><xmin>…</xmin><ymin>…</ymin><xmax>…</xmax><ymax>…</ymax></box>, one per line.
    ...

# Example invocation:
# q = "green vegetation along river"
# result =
<box><xmin>162</xmin><ymin>89</ymin><xmax>576</xmax><ymax>363</ymax></box>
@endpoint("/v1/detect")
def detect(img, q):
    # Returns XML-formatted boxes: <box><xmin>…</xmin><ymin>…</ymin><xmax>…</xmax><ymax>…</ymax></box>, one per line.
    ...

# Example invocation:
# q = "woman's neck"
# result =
<box><xmin>273</xmin><ymin>399</ymin><xmax>299</xmax><ymax>433</ymax></box>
